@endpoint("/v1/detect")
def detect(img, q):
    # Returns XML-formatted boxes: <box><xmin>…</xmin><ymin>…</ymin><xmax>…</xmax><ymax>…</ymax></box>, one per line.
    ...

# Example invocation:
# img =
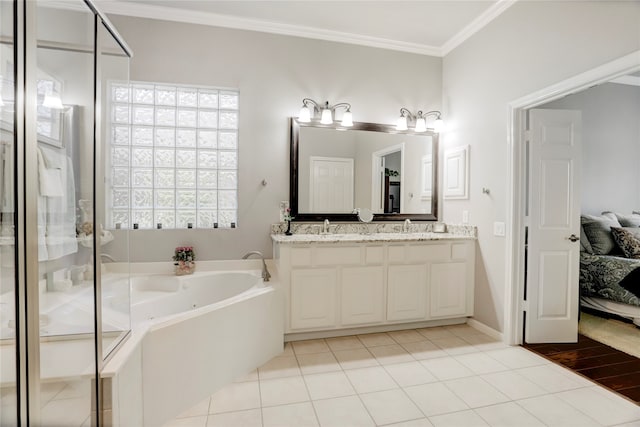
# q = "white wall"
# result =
<box><xmin>106</xmin><ymin>15</ymin><xmax>442</xmax><ymax>262</ymax></box>
<box><xmin>542</xmin><ymin>82</ymin><xmax>640</xmax><ymax>215</ymax></box>
<box><xmin>442</xmin><ymin>1</ymin><xmax>640</xmax><ymax>332</ymax></box>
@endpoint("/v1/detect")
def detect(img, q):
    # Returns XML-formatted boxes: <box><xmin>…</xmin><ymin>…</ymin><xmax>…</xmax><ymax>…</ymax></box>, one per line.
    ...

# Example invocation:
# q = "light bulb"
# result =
<box><xmin>396</xmin><ymin>115</ymin><xmax>408</xmax><ymax>131</ymax></box>
<box><xmin>341</xmin><ymin>110</ymin><xmax>353</xmax><ymax>127</ymax></box>
<box><xmin>414</xmin><ymin>117</ymin><xmax>427</xmax><ymax>132</ymax></box>
<box><xmin>433</xmin><ymin>118</ymin><xmax>443</xmax><ymax>133</ymax></box>
<box><xmin>43</xmin><ymin>94</ymin><xmax>64</xmax><ymax>109</ymax></box>
<box><xmin>298</xmin><ymin>105</ymin><xmax>311</xmax><ymax>123</ymax></box>
<box><xmin>320</xmin><ymin>108</ymin><xmax>333</xmax><ymax>125</ymax></box>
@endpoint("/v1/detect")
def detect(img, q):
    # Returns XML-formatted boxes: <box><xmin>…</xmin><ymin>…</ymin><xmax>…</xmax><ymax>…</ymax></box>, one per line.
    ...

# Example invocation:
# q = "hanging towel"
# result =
<box><xmin>37</xmin><ymin>146</ymin><xmax>64</xmax><ymax>197</ymax></box>
<box><xmin>0</xmin><ymin>135</ymin><xmax>15</xmax><ymax>213</ymax></box>
<box><xmin>37</xmin><ymin>145</ymin><xmax>77</xmax><ymax>260</ymax></box>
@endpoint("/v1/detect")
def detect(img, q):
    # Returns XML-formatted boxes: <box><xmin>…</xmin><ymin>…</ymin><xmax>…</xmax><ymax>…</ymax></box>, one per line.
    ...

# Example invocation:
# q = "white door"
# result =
<box><xmin>309</xmin><ymin>156</ymin><xmax>354</xmax><ymax>213</ymax></box>
<box><xmin>525</xmin><ymin>109</ymin><xmax>581</xmax><ymax>343</ymax></box>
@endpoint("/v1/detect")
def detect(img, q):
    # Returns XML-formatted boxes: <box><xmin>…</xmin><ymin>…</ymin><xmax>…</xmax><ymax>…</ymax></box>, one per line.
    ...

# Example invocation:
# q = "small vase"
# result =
<box><xmin>285</xmin><ymin>220</ymin><xmax>292</xmax><ymax>236</ymax></box>
<box><xmin>175</xmin><ymin>260</ymin><xmax>196</xmax><ymax>276</ymax></box>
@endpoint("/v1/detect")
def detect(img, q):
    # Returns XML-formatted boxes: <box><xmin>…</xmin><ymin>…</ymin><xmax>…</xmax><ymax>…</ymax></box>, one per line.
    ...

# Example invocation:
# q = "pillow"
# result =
<box><xmin>611</xmin><ymin>227</ymin><xmax>640</xmax><ymax>259</ymax></box>
<box><xmin>602</xmin><ymin>211</ymin><xmax>640</xmax><ymax>228</ymax></box>
<box><xmin>580</xmin><ymin>214</ymin><xmax>621</xmax><ymax>255</ymax></box>
<box><xmin>580</xmin><ymin>225</ymin><xmax>593</xmax><ymax>253</ymax></box>
<box><xmin>619</xmin><ymin>267</ymin><xmax>640</xmax><ymax>298</ymax></box>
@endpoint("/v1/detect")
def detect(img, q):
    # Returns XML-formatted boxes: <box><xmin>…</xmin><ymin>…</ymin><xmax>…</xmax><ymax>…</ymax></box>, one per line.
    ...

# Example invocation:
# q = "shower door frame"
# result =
<box><xmin>12</xmin><ymin>1</ymin><xmax>133</xmax><ymax>424</ymax></box>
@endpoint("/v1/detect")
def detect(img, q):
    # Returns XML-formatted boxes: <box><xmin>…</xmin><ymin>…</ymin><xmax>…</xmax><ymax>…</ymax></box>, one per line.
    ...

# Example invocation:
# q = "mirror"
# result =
<box><xmin>290</xmin><ymin>118</ymin><xmax>438</xmax><ymax>221</ymax></box>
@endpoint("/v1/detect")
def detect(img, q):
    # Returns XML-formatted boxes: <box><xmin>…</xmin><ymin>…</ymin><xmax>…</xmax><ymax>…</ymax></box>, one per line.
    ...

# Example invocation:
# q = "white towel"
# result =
<box><xmin>1</xmin><ymin>137</ymin><xmax>14</xmax><ymax>213</ymax></box>
<box><xmin>37</xmin><ymin>147</ymin><xmax>64</xmax><ymax>197</ymax></box>
<box><xmin>37</xmin><ymin>145</ymin><xmax>77</xmax><ymax>261</ymax></box>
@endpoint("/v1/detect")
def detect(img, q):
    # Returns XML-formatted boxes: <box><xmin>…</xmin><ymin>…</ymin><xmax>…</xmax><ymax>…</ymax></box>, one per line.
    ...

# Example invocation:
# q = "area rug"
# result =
<box><xmin>579</xmin><ymin>311</ymin><xmax>640</xmax><ymax>358</ymax></box>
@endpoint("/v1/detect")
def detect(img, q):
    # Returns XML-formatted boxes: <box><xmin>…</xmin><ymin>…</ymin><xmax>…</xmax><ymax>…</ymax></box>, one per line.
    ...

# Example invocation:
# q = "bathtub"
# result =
<box><xmin>103</xmin><ymin>263</ymin><xmax>284</xmax><ymax>427</ymax></box>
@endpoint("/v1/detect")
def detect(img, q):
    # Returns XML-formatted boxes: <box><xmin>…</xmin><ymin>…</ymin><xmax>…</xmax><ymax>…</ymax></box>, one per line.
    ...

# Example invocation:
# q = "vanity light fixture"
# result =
<box><xmin>298</xmin><ymin>98</ymin><xmax>353</xmax><ymax>127</ymax></box>
<box><xmin>396</xmin><ymin>108</ymin><xmax>443</xmax><ymax>133</ymax></box>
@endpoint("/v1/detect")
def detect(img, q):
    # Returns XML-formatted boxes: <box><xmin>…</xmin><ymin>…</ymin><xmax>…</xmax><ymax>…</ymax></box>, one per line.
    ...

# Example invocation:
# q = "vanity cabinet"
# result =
<box><xmin>341</xmin><ymin>266</ymin><xmax>385</xmax><ymax>326</ymax></box>
<box><xmin>290</xmin><ymin>269</ymin><xmax>337</xmax><ymax>329</ymax></box>
<box><xmin>273</xmin><ymin>237</ymin><xmax>475</xmax><ymax>335</ymax></box>
<box><xmin>387</xmin><ymin>265</ymin><xmax>428</xmax><ymax>321</ymax></box>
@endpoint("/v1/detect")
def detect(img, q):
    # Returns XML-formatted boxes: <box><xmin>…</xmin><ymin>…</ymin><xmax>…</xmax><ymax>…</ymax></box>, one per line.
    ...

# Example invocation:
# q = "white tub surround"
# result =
<box><xmin>101</xmin><ymin>260</ymin><xmax>284</xmax><ymax>427</ymax></box>
<box><xmin>272</xmin><ymin>228</ymin><xmax>476</xmax><ymax>339</ymax></box>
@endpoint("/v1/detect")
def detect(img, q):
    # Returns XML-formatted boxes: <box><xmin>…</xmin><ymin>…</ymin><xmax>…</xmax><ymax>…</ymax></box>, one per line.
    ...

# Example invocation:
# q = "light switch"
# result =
<box><xmin>494</xmin><ymin>221</ymin><xmax>506</xmax><ymax>237</ymax></box>
<box><xmin>462</xmin><ymin>210</ymin><xmax>469</xmax><ymax>224</ymax></box>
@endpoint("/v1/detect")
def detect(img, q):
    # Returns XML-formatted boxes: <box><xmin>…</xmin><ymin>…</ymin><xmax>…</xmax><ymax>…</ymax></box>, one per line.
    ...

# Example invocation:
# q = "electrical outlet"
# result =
<box><xmin>462</xmin><ymin>210</ymin><xmax>469</xmax><ymax>224</ymax></box>
<box><xmin>494</xmin><ymin>221</ymin><xmax>506</xmax><ymax>237</ymax></box>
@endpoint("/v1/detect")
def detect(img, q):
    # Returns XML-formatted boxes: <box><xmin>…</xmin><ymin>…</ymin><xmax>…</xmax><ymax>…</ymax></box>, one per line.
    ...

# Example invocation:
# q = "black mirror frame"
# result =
<box><xmin>289</xmin><ymin>118</ymin><xmax>439</xmax><ymax>222</ymax></box>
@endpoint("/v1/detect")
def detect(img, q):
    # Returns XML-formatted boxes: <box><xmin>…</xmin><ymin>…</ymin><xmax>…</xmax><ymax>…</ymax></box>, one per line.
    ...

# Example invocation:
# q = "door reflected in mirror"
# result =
<box><xmin>291</xmin><ymin>119</ymin><xmax>438</xmax><ymax>222</ymax></box>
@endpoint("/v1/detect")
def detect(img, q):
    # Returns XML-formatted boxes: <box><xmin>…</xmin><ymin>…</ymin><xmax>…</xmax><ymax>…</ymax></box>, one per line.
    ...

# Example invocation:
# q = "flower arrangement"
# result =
<box><xmin>284</xmin><ymin>208</ymin><xmax>294</xmax><ymax>235</ymax></box>
<box><xmin>173</xmin><ymin>246</ymin><xmax>196</xmax><ymax>275</ymax></box>
<box><xmin>283</xmin><ymin>207</ymin><xmax>294</xmax><ymax>222</ymax></box>
<box><xmin>173</xmin><ymin>246</ymin><xmax>195</xmax><ymax>263</ymax></box>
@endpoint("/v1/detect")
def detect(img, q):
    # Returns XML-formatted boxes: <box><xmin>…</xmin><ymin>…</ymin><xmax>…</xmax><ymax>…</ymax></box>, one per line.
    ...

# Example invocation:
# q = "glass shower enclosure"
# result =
<box><xmin>0</xmin><ymin>1</ymin><xmax>131</xmax><ymax>425</ymax></box>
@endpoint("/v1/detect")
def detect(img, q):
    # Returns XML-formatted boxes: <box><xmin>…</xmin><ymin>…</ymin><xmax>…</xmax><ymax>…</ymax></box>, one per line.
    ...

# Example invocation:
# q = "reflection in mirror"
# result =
<box><xmin>291</xmin><ymin>119</ymin><xmax>438</xmax><ymax>221</ymax></box>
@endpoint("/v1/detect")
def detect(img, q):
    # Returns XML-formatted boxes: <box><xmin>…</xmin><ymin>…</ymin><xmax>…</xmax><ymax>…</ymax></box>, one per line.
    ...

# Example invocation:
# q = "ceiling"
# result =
<box><xmin>95</xmin><ymin>0</ymin><xmax>515</xmax><ymax>56</ymax></box>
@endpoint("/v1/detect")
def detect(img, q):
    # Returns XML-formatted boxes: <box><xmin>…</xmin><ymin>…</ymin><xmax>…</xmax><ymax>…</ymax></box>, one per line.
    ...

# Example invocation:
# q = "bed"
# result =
<box><xmin>580</xmin><ymin>251</ymin><xmax>640</xmax><ymax>326</ymax></box>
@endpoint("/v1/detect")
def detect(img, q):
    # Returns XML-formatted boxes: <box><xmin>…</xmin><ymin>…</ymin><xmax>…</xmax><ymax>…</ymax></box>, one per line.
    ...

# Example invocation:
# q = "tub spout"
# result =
<box><xmin>241</xmin><ymin>251</ymin><xmax>271</xmax><ymax>282</ymax></box>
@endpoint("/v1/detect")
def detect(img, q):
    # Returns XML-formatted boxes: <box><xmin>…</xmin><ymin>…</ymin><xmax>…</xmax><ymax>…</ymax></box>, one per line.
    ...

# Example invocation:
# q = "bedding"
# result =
<box><xmin>580</xmin><ymin>252</ymin><xmax>640</xmax><ymax>306</ymax></box>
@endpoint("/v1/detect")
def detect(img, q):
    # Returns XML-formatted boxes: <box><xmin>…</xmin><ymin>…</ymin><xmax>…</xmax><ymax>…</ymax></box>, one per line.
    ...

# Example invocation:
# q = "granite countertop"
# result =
<box><xmin>271</xmin><ymin>231</ymin><xmax>476</xmax><ymax>244</ymax></box>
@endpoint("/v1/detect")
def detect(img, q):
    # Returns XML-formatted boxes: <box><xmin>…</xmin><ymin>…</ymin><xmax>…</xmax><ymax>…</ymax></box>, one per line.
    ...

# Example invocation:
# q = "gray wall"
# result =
<box><xmin>542</xmin><ymin>82</ymin><xmax>640</xmax><ymax>215</ymax></box>
<box><xmin>442</xmin><ymin>0</ymin><xmax>640</xmax><ymax>332</ymax></box>
<box><xmin>106</xmin><ymin>15</ymin><xmax>442</xmax><ymax>262</ymax></box>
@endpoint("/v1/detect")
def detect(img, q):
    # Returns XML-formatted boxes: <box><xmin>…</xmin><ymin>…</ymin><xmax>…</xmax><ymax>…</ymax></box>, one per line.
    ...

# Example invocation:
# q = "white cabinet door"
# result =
<box><xmin>341</xmin><ymin>266</ymin><xmax>384</xmax><ymax>326</ymax></box>
<box><xmin>291</xmin><ymin>269</ymin><xmax>337</xmax><ymax>330</ymax></box>
<box><xmin>430</xmin><ymin>262</ymin><xmax>467</xmax><ymax>318</ymax></box>
<box><xmin>387</xmin><ymin>265</ymin><xmax>428</xmax><ymax>321</ymax></box>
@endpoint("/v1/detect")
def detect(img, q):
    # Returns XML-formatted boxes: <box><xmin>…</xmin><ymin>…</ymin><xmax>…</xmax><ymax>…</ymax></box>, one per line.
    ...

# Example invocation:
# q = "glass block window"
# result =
<box><xmin>107</xmin><ymin>82</ymin><xmax>239</xmax><ymax>229</ymax></box>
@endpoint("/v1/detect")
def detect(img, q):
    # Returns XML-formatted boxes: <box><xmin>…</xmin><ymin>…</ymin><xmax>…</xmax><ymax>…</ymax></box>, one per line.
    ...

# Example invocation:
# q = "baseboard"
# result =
<box><xmin>467</xmin><ymin>318</ymin><xmax>504</xmax><ymax>341</ymax></box>
<box><xmin>285</xmin><ymin>318</ymin><xmax>467</xmax><ymax>342</ymax></box>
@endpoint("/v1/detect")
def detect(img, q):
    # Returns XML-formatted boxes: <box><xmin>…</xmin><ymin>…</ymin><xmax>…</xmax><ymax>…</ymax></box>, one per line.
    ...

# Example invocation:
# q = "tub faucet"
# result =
<box><xmin>100</xmin><ymin>253</ymin><xmax>116</xmax><ymax>262</ymax></box>
<box><xmin>403</xmin><ymin>219</ymin><xmax>411</xmax><ymax>233</ymax></box>
<box><xmin>241</xmin><ymin>251</ymin><xmax>271</xmax><ymax>282</ymax></box>
<box><xmin>323</xmin><ymin>219</ymin><xmax>330</xmax><ymax>234</ymax></box>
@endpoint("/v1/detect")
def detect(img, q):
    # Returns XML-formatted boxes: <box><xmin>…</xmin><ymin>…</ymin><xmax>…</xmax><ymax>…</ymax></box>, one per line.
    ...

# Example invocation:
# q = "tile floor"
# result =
<box><xmin>165</xmin><ymin>324</ymin><xmax>640</xmax><ymax>427</ymax></box>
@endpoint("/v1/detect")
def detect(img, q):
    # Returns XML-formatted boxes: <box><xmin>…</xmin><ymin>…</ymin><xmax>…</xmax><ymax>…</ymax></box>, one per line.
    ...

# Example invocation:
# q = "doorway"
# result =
<box><xmin>372</xmin><ymin>144</ymin><xmax>404</xmax><ymax>213</ymax></box>
<box><xmin>505</xmin><ymin>50</ymin><xmax>640</xmax><ymax>346</ymax></box>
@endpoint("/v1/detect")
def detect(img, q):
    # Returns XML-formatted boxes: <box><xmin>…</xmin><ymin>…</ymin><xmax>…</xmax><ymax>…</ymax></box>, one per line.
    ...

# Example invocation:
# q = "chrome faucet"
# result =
<box><xmin>323</xmin><ymin>219</ymin><xmax>330</xmax><ymax>234</ymax></box>
<box><xmin>403</xmin><ymin>218</ymin><xmax>411</xmax><ymax>233</ymax></box>
<box><xmin>241</xmin><ymin>251</ymin><xmax>271</xmax><ymax>282</ymax></box>
<box><xmin>100</xmin><ymin>253</ymin><xmax>116</xmax><ymax>262</ymax></box>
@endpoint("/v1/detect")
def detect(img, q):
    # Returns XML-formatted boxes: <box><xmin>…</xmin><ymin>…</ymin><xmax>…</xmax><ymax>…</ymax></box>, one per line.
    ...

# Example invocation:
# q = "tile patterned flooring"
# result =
<box><xmin>165</xmin><ymin>324</ymin><xmax>640</xmax><ymax>427</ymax></box>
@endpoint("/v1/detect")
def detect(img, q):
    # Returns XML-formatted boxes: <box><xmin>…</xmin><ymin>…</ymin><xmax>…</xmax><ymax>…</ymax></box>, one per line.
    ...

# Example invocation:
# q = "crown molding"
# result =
<box><xmin>609</xmin><ymin>75</ymin><xmax>640</xmax><ymax>87</ymax></box>
<box><xmin>441</xmin><ymin>0</ymin><xmax>517</xmax><ymax>56</ymax></box>
<box><xmin>98</xmin><ymin>1</ymin><xmax>442</xmax><ymax>56</ymax></box>
<box><xmin>91</xmin><ymin>0</ymin><xmax>516</xmax><ymax>57</ymax></box>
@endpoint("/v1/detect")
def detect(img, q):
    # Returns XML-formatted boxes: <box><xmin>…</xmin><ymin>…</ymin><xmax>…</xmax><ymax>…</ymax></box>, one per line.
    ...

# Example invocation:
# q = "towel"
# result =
<box><xmin>37</xmin><ymin>146</ymin><xmax>64</xmax><ymax>197</ymax></box>
<box><xmin>37</xmin><ymin>145</ymin><xmax>77</xmax><ymax>260</ymax></box>
<box><xmin>0</xmin><ymin>136</ymin><xmax>14</xmax><ymax>213</ymax></box>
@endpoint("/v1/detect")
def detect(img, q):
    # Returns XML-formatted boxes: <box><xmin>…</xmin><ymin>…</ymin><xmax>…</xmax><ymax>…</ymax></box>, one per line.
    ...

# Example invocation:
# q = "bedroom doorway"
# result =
<box><xmin>523</xmin><ymin>108</ymin><xmax>582</xmax><ymax>344</ymax></box>
<box><xmin>505</xmin><ymin>50</ymin><xmax>640</xmax><ymax>346</ymax></box>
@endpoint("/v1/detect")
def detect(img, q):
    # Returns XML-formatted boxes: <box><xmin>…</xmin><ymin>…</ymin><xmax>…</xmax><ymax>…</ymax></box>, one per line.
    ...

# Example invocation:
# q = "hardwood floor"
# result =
<box><xmin>526</xmin><ymin>334</ymin><xmax>640</xmax><ymax>404</ymax></box>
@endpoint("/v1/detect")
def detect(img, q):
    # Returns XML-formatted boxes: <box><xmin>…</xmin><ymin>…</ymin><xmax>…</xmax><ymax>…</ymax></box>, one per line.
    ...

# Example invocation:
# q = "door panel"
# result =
<box><xmin>526</xmin><ymin>109</ymin><xmax>581</xmax><ymax>343</ymax></box>
<box><xmin>387</xmin><ymin>265</ymin><xmax>427</xmax><ymax>321</ymax></box>
<box><xmin>341</xmin><ymin>267</ymin><xmax>384</xmax><ymax>325</ymax></box>
<box><xmin>309</xmin><ymin>156</ymin><xmax>354</xmax><ymax>213</ymax></box>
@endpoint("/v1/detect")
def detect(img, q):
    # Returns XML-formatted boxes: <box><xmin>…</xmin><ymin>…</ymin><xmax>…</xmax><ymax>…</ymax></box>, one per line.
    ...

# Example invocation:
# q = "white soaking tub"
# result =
<box><xmin>102</xmin><ymin>262</ymin><xmax>284</xmax><ymax>427</ymax></box>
